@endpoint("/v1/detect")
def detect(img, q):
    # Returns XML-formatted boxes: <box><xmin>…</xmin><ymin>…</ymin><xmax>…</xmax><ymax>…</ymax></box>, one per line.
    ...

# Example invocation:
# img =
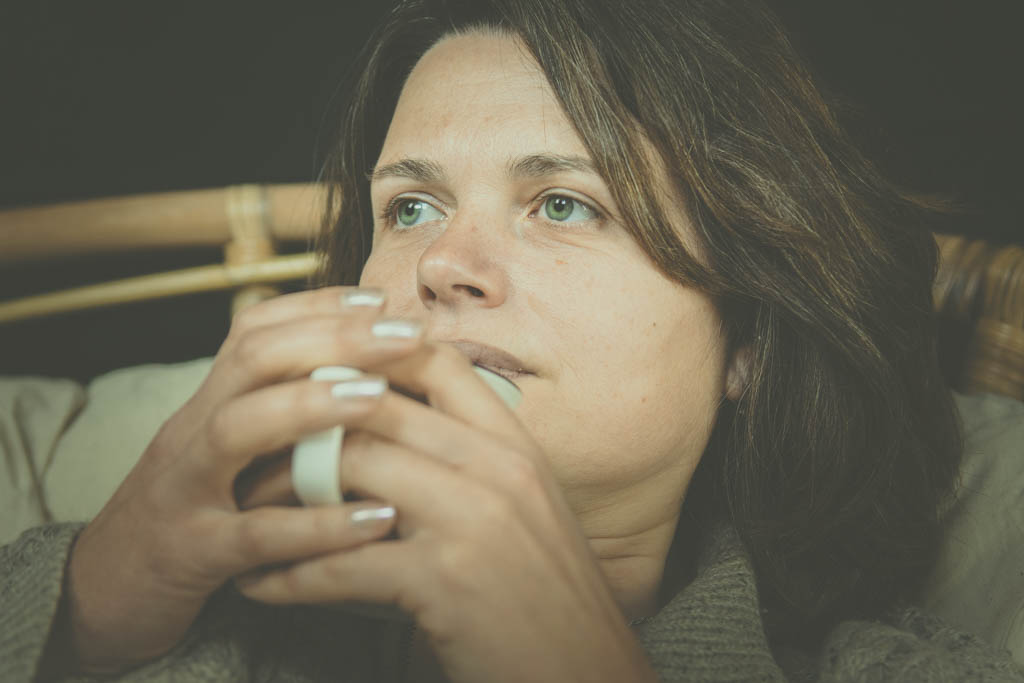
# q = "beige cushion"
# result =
<box><xmin>44</xmin><ymin>357</ymin><xmax>213</xmax><ymax>524</ymax></box>
<box><xmin>922</xmin><ymin>392</ymin><xmax>1024</xmax><ymax>664</ymax></box>
<box><xmin>0</xmin><ymin>375</ymin><xmax>85</xmax><ymax>545</ymax></box>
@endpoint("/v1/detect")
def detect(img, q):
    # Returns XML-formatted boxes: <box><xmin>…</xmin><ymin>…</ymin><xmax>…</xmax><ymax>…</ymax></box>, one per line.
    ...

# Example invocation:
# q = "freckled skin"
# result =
<box><xmin>360</xmin><ymin>32</ymin><xmax>740</xmax><ymax>544</ymax></box>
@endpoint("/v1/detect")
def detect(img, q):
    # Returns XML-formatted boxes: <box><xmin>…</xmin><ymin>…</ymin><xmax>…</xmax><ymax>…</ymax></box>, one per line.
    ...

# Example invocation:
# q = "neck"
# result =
<box><xmin>587</xmin><ymin>514</ymin><xmax>682</xmax><ymax>622</ymax></box>
<box><xmin>568</xmin><ymin>463</ymin><xmax>694</xmax><ymax>623</ymax></box>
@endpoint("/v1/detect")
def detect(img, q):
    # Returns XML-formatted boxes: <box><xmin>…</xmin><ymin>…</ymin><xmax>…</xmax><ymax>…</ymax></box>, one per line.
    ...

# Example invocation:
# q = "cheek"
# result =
<box><xmin>524</xmin><ymin>356</ymin><xmax>724</xmax><ymax>504</ymax></box>
<box><xmin>359</xmin><ymin>247</ymin><xmax>421</xmax><ymax>309</ymax></box>
<box><xmin>528</xmin><ymin>286</ymin><xmax>728</xmax><ymax>492</ymax></box>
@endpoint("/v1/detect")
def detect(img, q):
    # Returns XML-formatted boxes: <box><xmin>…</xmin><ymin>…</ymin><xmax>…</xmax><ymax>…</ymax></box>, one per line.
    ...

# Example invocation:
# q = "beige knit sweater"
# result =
<box><xmin>3</xmin><ymin>520</ymin><xmax>1021</xmax><ymax>682</ymax></box>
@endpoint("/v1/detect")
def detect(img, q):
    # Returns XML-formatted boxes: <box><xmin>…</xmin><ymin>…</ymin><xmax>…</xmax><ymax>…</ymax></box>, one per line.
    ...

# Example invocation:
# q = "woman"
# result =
<box><xmin>3</xmin><ymin>0</ymin><xmax>1021</xmax><ymax>680</ymax></box>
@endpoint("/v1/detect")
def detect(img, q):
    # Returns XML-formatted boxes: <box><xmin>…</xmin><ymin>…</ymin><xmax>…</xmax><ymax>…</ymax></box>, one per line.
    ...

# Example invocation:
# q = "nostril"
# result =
<box><xmin>453</xmin><ymin>284</ymin><xmax>484</xmax><ymax>297</ymax></box>
<box><xmin>419</xmin><ymin>284</ymin><xmax>437</xmax><ymax>302</ymax></box>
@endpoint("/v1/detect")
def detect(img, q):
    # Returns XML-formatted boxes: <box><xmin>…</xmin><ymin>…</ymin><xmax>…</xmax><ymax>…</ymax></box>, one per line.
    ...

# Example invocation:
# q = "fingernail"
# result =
<box><xmin>371</xmin><ymin>318</ymin><xmax>422</xmax><ymax>340</ymax></box>
<box><xmin>311</xmin><ymin>366</ymin><xmax>362</xmax><ymax>382</ymax></box>
<box><xmin>331</xmin><ymin>376</ymin><xmax>388</xmax><ymax>400</ymax></box>
<box><xmin>350</xmin><ymin>505</ymin><xmax>396</xmax><ymax>526</ymax></box>
<box><xmin>341</xmin><ymin>288</ymin><xmax>386</xmax><ymax>308</ymax></box>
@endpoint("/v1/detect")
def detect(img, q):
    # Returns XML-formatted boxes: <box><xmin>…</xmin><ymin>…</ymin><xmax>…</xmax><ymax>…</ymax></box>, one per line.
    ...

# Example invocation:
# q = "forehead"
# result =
<box><xmin>377</xmin><ymin>31</ymin><xmax>589</xmax><ymax>166</ymax></box>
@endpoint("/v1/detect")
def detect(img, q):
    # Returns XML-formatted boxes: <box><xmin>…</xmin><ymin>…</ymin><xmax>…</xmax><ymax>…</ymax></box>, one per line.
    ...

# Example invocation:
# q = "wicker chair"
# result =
<box><xmin>935</xmin><ymin>234</ymin><xmax>1024</xmax><ymax>400</ymax></box>
<box><xmin>1</xmin><ymin>185</ymin><xmax>1022</xmax><ymax>400</ymax></box>
<box><xmin>0</xmin><ymin>184</ymin><xmax>324</xmax><ymax>321</ymax></box>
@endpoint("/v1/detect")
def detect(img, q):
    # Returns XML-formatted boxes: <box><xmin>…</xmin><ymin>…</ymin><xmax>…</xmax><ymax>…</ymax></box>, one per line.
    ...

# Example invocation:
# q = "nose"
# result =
<box><xmin>416</xmin><ymin>214</ymin><xmax>508</xmax><ymax>310</ymax></box>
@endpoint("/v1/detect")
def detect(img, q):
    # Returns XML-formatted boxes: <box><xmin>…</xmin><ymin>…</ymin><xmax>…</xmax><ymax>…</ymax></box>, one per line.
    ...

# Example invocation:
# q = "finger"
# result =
<box><xmin>231</xmin><ymin>386</ymin><xmax>514</xmax><ymax>511</ymax></box>
<box><xmin>204</xmin><ymin>287</ymin><xmax>383</xmax><ymax>401</ymax></box>
<box><xmin>226</xmin><ymin>379</ymin><xmax>503</xmax><ymax>510</ymax></box>
<box><xmin>189</xmin><ymin>287</ymin><xmax>408</xmax><ymax>413</ymax></box>
<box><xmin>208</xmin><ymin>502</ymin><xmax>398</xmax><ymax>577</ymax></box>
<box><xmin>212</xmin><ymin>313</ymin><xmax>424</xmax><ymax>403</ymax></box>
<box><xmin>225</xmin><ymin>286</ymin><xmax>386</xmax><ymax>339</ymax></box>
<box><xmin>200</xmin><ymin>374</ymin><xmax>389</xmax><ymax>480</ymax></box>
<box><xmin>367</xmin><ymin>343</ymin><xmax>533</xmax><ymax>450</ymax></box>
<box><xmin>341</xmin><ymin>385</ymin><xmax>559</xmax><ymax>507</ymax></box>
<box><xmin>339</xmin><ymin>420</ymin><xmax>577</xmax><ymax>558</ymax></box>
<box><xmin>346</xmin><ymin>390</ymin><xmax>527</xmax><ymax>476</ymax></box>
<box><xmin>233</xmin><ymin>452</ymin><xmax>297</xmax><ymax>509</ymax></box>
<box><xmin>233</xmin><ymin>395</ymin><xmax>523</xmax><ymax>512</ymax></box>
<box><xmin>235</xmin><ymin>539</ymin><xmax>413</xmax><ymax>607</ymax></box>
<box><xmin>339</xmin><ymin>430</ymin><xmax>509</xmax><ymax>529</ymax></box>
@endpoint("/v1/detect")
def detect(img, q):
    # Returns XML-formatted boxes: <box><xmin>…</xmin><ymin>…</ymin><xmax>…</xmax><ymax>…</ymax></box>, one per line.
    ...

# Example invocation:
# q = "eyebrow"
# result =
<box><xmin>506</xmin><ymin>153</ymin><xmax>598</xmax><ymax>178</ymax></box>
<box><xmin>369</xmin><ymin>158</ymin><xmax>447</xmax><ymax>184</ymax></box>
<box><xmin>369</xmin><ymin>153</ymin><xmax>599</xmax><ymax>184</ymax></box>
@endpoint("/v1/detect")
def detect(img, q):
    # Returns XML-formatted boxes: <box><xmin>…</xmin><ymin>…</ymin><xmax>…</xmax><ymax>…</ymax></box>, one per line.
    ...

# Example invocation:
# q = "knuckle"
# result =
<box><xmin>280</xmin><ymin>565</ymin><xmax>305</xmax><ymax>597</ymax></box>
<box><xmin>231</xmin><ymin>330</ymin><xmax>267</xmax><ymax>375</ymax></box>
<box><xmin>235</xmin><ymin>513</ymin><xmax>271</xmax><ymax>562</ymax></box>
<box><xmin>232</xmin><ymin>296</ymin><xmax>280</xmax><ymax>332</ymax></box>
<box><xmin>284</xmin><ymin>383</ymin><xmax>321</xmax><ymax>421</ymax></box>
<box><xmin>433</xmin><ymin>540</ymin><xmax>475</xmax><ymax>586</ymax></box>
<box><xmin>321</xmin><ymin>554</ymin><xmax>351</xmax><ymax>586</ymax></box>
<box><xmin>330</xmin><ymin>317</ymin><xmax>363</xmax><ymax>354</ymax></box>
<box><xmin>469</xmin><ymin>490</ymin><xmax>515</xmax><ymax>534</ymax></box>
<box><xmin>311</xmin><ymin>509</ymin><xmax>341</xmax><ymax>543</ymax></box>
<box><xmin>340</xmin><ymin>432</ymin><xmax>372</xmax><ymax>470</ymax></box>
<box><xmin>227</xmin><ymin>304</ymin><xmax>261</xmax><ymax>339</ymax></box>
<box><xmin>501</xmin><ymin>455</ymin><xmax>544</xmax><ymax>498</ymax></box>
<box><xmin>204</xmin><ymin>406</ymin><xmax>238</xmax><ymax>456</ymax></box>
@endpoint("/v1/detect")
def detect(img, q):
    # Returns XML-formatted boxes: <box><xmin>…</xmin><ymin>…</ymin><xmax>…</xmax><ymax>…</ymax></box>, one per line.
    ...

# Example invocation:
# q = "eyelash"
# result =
<box><xmin>378</xmin><ymin>196</ymin><xmax>424</xmax><ymax>227</ymax></box>
<box><xmin>531</xmin><ymin>192</ymin><xmax>605</xmax><ymax>224</ymax></box>
<box><xmin>378</xmin><ymin>192</ymin><xmax>604</xmax><ymax>229</ymax></box>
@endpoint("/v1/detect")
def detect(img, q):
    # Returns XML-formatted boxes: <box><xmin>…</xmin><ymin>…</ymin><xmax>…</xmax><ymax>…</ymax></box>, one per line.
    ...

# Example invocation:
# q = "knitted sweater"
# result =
<box><xmin>2</xmin><ymin>522</ymin><xmax>1021</xmax><ymax>682</ymax></box>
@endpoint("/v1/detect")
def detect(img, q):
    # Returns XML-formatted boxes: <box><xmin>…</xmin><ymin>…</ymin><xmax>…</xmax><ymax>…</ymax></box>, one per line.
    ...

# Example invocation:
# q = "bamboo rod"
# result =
<box><xmin>0</xmin><ymin>183</ymin><xmax>326</xmax><ymax>262</ymax></box>
<box><xmin>0</xmin><ymin>253</ymin><xmax>320</xmax><ymax>323</ymax></box>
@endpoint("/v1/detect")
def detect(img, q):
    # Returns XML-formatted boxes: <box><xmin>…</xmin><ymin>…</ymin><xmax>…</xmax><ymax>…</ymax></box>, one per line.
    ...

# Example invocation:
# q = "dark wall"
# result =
<box><xmin>0</xmin><ymin>1</ymin><xmax>390</xmax><ymax>206</ymax></box>
<box><xmin>1</xmin><ymin>1</ymin><xmax>1021</xmax><ymax>380</ymax></box>
<box><xmin>770</xmin><ymin>0</ymin><xmax>1022</xmax><ymax>242</ymax></box>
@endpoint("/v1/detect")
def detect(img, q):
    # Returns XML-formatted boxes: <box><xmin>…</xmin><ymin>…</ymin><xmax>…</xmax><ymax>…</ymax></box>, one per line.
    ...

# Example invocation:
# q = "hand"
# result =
<box><xmin>57</xmin><ymin>288</ymin><xmax>419</xmax><ymax>674</ymax></box>
<box><xmin>235</xmin><ymin>342</ymin><xmax>659</xmax><ymax>683</ymax></box>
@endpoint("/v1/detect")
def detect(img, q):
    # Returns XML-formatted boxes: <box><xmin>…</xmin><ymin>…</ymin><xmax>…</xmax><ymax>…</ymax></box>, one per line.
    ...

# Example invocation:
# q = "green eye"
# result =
<box><xmin>394</xmin><ymin>199</ymin><xmax>443</xmax><ymax>228</ymax></box>
<box><xmin>542</xmin><ymin>195</ymin><xmax>596</xmax><ymax>223</ymax></box>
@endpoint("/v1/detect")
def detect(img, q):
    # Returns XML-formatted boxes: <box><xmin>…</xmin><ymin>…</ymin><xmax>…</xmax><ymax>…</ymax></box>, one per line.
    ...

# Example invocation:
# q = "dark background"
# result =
<box><xmin>1</xmin><ymin>1</ymin><xmax>1021</xmax><ymax>381</ymax></box>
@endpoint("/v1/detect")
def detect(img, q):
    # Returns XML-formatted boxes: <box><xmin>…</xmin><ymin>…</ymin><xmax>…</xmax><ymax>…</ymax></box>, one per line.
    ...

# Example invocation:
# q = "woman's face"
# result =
<box><xmin>360</xmin><ymin>32</ymin><xmax>732</xmax><ymax>527</ymax></box>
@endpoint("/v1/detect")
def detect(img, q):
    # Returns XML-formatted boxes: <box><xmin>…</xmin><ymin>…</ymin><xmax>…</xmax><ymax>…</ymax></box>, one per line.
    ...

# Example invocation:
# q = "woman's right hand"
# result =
<box><xmin>59</xmin><ymin>287</ymin><xmax>418</xmax><ymax>674</ymax></box>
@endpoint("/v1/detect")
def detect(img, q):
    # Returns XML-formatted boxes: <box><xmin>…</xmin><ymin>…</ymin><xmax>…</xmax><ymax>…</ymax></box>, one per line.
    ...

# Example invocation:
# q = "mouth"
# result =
<box><xmin>445</xmin><ymin>340</ymin><xmax>534</xmax><ymax>388</ymax></box>
<box><xmin>472</xmin><ymin>363</ymin><xmax>528</xmax><ymax>386</ymax></box>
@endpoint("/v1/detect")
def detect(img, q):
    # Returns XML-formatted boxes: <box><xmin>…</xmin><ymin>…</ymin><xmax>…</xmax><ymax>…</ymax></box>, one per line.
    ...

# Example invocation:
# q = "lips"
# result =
<box><xmin>445</xmin><ymin>340</ymin><xmax>534</xmax><ymax>386</ymax></box>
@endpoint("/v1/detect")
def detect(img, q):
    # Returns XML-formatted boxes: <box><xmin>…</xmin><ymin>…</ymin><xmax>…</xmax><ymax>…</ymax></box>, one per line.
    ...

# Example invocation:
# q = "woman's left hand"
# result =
<box><xmin>235</xmin><ymin>341</ymin><xmax>658</xmax><ymax>683</ymax></box>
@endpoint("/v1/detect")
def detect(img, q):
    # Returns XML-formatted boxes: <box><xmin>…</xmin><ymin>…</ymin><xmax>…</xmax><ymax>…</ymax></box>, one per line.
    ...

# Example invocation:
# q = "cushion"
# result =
<box><xmin>921</xmin><ymin>392</ymin><xmax>1024</xmax><ymax>664</ymax></box>
<box><xmin>0</xmin><ymin>375</ymin><xmax>85</xmax><ymax>545</ymax></box>
<box><xmin>44</xmin><ymin>357</ymin><xmax>214</xmax><ymax>524</ymax></box>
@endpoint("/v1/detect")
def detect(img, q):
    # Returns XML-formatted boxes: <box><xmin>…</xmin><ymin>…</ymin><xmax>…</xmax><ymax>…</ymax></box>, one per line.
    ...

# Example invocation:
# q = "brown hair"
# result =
<box><xmin>316</xmin><ymin>0</ymin><xmax>962</xmax><ymax>651</ymax></box>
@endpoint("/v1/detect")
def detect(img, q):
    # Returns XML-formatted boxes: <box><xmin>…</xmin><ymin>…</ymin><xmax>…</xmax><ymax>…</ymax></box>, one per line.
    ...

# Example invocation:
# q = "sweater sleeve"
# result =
<box><xmin>0</xmin><ymin>523</ymin><xmax>269</xmax><ymax>683</ymax></box>
<box><xmin>0</xmin><ymin>522</ymin><xmax>84</xmax><ymax>683</ymax></box>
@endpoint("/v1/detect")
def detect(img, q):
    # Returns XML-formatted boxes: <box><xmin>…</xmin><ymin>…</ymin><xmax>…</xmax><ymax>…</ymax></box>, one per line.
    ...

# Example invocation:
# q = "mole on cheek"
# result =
<box><xmin>555</xmin><ymin>259</ymin><xmax>567</xmax><ymax>266</ymax></box>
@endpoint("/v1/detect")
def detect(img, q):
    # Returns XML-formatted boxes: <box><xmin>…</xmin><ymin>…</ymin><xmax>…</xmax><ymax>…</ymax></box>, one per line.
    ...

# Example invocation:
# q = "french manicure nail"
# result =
<box><xmin>372</xmin><ymin>318</ymin><xmax>423</xmax><ymax>340</ymax></box>
<box><xmin>341</xmin><ymin>288</ymin><xmax>386</xmax><ymax>308</ymax></box>
<box><xmin>331</xmin><ymin>376</ymin><xmax>388</xmax><ymax>400</ymax></box>
<box><xmin>350</xmin><ymin>506</ymin><xmax>396</xmax><ymax>525</ymax></box>
<box><xmin>311</xmin><ymin>366</ymin><xmax>362</xmax><ymax>382</ymax></box>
